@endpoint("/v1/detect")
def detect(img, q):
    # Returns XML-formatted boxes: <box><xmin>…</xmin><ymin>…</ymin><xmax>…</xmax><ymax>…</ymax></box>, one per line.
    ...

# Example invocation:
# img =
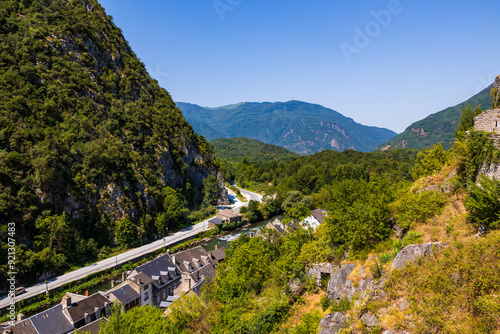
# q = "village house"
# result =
<box><xmin>2</xmin><ymin>247</ymin><xmax>223</xmax><ymax>333</ymax></box>
<box><xmin>301</xmin><ymin>208</ymin><xmax>328</xmax><ymax>230</ymax></box>
<box><xmin>209</xmin><ymin>246</ymin><xmax>226</xmax><ymax>264</ymax></box>
<box><xmin>2</xmin><ymin>292</ymin><xmax>111</xmax><ymax>334</ymax></box>
<box><xmin>108</xmin><ymin>252</ymin><xmax>182</xmax><ymax>310</ymax></box>
<box><xmin>108</xmin><ymin>283</ymin><xmax>140</xmax><ymax>312</ymax></box>
<box><xmin>216</xmin><ymin>209</ymin><xmax>243</xmax><ymax>224</ymax></box>
<box><xmin>172</xmin><ymin>246</ymin><xmax>216</xmax><ymax>296</ymax></box>
<box><xmin>256</xmin><ymin>217</ymin><xmax>298</xmax><ymax>240</ymax></box>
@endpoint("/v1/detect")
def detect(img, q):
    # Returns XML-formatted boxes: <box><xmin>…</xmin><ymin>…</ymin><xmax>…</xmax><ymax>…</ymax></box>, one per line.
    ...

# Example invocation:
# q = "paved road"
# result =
<box><xmin>0</xmin><ymin>186</ymin><xmax>261</xmax><ymax>308</ymax></box>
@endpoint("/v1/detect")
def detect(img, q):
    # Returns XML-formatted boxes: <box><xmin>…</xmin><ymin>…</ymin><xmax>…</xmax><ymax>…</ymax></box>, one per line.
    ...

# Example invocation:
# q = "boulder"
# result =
<box><xmin>398</xmin><ymin>298</ymin><xmax>409</xmax><ymax>311</ymax></box>
<box><xmin>419</xmin><ymin>185</ymin><xmax>440</xmax><ymax>193</ymax></box>
<box><xmin>327</xmin><ymin>264</ymin><xmax>355</xmax><ymax>292</ymax></box>
<box><xmin>318</xmin><ymin>312</ymin><xmax>346</xmax><ymax>334</ymax></box>
<box><xmin>391</xmin><ymin>243</ymin><xmax>447</xmax><ymax>270</ymax></box>
<box><xmin>360</xmin><ymin>312</ymin><xmax>378</xmax><ymax>327</ymax></box>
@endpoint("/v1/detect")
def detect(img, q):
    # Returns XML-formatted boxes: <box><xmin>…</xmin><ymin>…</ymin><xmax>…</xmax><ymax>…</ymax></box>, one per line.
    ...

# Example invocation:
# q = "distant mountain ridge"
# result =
<box><xmin>378</xmin><ymin>85</ymin><xmax>494</xmax><ymax>150</ymax></box>
<box><xmin>177</xmin><ymin>101</ymin><xmax>397</xmax><ymax>155</ymax></box>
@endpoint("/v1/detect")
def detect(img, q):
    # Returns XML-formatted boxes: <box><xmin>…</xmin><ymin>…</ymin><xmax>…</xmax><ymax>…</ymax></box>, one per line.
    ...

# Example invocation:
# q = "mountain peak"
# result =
<box><xmin>177</xmin><ymin>101</ymin><xmax>396</xmax><ymax>154</ymax></box>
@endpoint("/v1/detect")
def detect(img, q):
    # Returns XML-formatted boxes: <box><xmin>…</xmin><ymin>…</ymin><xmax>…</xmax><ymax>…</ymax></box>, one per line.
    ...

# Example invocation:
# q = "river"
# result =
<box><xmin>200</xmin><ymin>217</ymin><xmax>276</xmax><ymax>252</ymax></box>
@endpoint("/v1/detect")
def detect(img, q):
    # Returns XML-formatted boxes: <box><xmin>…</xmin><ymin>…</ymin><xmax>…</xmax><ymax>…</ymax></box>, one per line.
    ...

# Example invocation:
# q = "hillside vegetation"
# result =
<box><xmin>378</xmin><ymin>84</ymin><xmax>493</xmax><ymax>150</ymax></box>
<box><xmin>211</xmin><ymin>137</ymin><xmax>299</xmax><ymax>163</ymax></box>
<box><xmin>98</xmin><ymin>92</ymin><xmax>500</xmax><ymax>333</ymax></box>
<box><xmin>0</xmin><ymin>0</ymin><xmax>224</xmax><ymax>288</ymax></box>
<box><xmin>178</xmin><ymin>101</ymin><xmax>397</xmax><ymax>154</ymax></box>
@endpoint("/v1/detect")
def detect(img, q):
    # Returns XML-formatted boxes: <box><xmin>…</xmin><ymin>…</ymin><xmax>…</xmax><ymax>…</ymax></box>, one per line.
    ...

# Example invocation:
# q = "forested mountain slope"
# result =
<box><xmin>178</xmin><ymin>101</ymin><xmax>397</xmax><ymax>155</ymax></box>
<box><xmin>378</xmin><ymin>85</ymin><xmax>493</xmax><ymax>150</ymax></box>
<box><xmin>211</xmin><ymin>137</ymin><xmax>299</xmax><ymax>163</ymax></box>
<box><xmin>0</xmin><ymin>0</ymin><xmax>226</xmax><ymax>283</ymax></box>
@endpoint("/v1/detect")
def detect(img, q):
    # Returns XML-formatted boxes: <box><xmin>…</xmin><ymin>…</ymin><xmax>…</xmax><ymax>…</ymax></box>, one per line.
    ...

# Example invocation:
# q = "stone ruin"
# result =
<box><xmin>307</xmin><ymin>263</ymin><xmax>339</xmax><ymax>286</ymax></box>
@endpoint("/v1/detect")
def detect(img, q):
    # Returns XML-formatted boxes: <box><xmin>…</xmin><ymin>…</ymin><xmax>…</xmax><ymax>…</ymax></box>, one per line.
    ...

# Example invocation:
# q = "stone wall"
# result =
<box><xmin>474</xmin><ymin>109</ymin><xmax>500</xmax><ymax>133</ymax></box>
<box><xmin>307</xmin><ymin>263</ymin><xmax>339</xmax><ymax>286</ymax></box>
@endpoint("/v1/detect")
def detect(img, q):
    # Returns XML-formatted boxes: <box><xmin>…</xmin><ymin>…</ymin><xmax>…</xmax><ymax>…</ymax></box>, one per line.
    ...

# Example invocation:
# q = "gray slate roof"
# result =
<box><xmin>208</xmin><ymin>217</ymin><xmax>224</xmax><ymax>225</ymax></box>
<box><xmin>108</xmin><ymin>283</ymin><xmax>139</xmax><ymax>305</ymax></box>
<box><xmin>210</xmin><ymin>247</ymin><xmax>226</xmax><ymax>261</ymax></box>
<box><xmin>173</xmin><ymin>246</ymin><xmax>211</xmax><ymax>273</ymax></box>
<box><xmin>128</xmin><ymin>272</ymin><xmax>153</xmax><ymax>287</ymax></box>
<box><xmin>132</xmin><ymin>253</ymin><xmax>180</xmax><ymax>288</ymax></box>
<box><xmin>65</xmin><ymin>292</ymin><xmax>110</xmax><ymax>324</ymax></box>
<box><xmin>2</xmin><ymin>318</ymin><xmax>38</xmax><ymax>334</ymax></box>
<box><xmin>311</xmin><ymin>209</ymin><xmax>328</xmax><ymax>223</ymax></box>
<box><xmin>69</xmin><ymin>318</ymin><xmax>108</xmax><ymax>334</ymax></box>
<box><xmin>30</xmin><ymin>304</ymin><xmax>74</xmax><ymax>334</ymax></box>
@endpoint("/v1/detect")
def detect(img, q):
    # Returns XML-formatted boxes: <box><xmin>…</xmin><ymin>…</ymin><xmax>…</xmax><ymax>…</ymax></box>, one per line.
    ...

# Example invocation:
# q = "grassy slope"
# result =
<box><xmin>332</xmin><ymin>166</ymin><xmax>500</xmax><ymax>333</ymax></box>
<box><xmin>378</xmin><ymin>85</ymin><xmax>493</xmax><ymax>150</ymax></box>
<box><xmin>211</xmin><ymin>137</ymin><xmax>299</xmax><ymax>163</ymax></box>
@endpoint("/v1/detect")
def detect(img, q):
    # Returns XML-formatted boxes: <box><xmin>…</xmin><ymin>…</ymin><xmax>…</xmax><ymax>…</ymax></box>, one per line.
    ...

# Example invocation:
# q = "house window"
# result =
<box><xmin>162</xmin><ymin>291</ymin><xmax>166</xmax><ymax>299</ymax></box>
<box><xmin>144</xmin><ymin>291</ymin><xmax>149</xmax><ymax>301</ymax></box>
<box><xmin>156</xmin><ymin>295</ymin><xmax>160</xmax><ymax>305</ymax></box>
<box><xmin>144</xmin><ymin>284</ymin><xmax>148</xmax><ymax>290</ymax></box>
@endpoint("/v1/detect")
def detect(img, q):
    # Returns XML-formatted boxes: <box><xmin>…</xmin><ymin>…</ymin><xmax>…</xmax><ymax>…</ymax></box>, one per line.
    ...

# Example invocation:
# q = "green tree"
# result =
<box><xmin>155</xmin><ymin>187</ymin><xmax>188</xmax><ymax>233</ymax></box>
<box><xmin>455</xmin><ymin>104</ymin><xmax>483</xmax><ymax>140</ymax></box>
<box><xmin>294</xmin><ymin>164</ymin><xmax>318</xmax><ymax>195</ymax></box>
<box><xmin>465</xmin><ymin>175</ymin><xmax>500</xmax><ymax>230</ymax></box>
<box><xmin>98</xmin><ymin>304</ymin><xmax>178</xmax><ymax>334</ymax></box>
<box><xmin>281</xmin><ymin>191</ymin><xmax>303</xmax><ymax>210</ymax></box>
<box><xmin>412</xmin><ymin>143</ymin><xmax>452</xmax><ymax>179</ymax></box>
<box><xmin>283</xmin><ymin>204</ymin><xmax>310</xmax><ymax>223</ymax></box>
<box><xmin>323</xmin><ymin>177</ymin><xmax>393</xmax><ymax>253</ymax></box>
<box><xmin>391</xmin><ymin>189</ymin><xmax>447</xmax><ymax>231</ymax></box>
<box><xmin>115</xmin><ymin>218</ymin><xmax>137</xmax><ymax>249</ymax></box>
<box><xmin>202</xmin><ymin>175</ymin><xmax>220</xmax><ymax>207</ymax></box>
<box><xmin>35</xmin><ymin>213</ymin><xmax>72</xmax><ymax>253</ymax></box>
<box><xmin>211</xmin><ymin>236</ymin><xmax>273</xmax><ymax>302</ymax></box>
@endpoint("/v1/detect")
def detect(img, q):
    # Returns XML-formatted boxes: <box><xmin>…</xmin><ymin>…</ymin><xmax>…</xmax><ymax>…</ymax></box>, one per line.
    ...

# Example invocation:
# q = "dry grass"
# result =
<box><xmin>415</xmin><ymin>193</ymin><xmax>475</xmax><ymax>244</ymax></box>
<box><xmin>278</xmin><ymin>291</ymin><xmax>329</xmax><ymax>332</ymax></box>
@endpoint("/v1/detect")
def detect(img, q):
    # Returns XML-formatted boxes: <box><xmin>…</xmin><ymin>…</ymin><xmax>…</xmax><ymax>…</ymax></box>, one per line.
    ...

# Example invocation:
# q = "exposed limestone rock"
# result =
<box><xmin>441</xmin><ymin>169</ymin><xmax>457</xmax><ymax>193</ymax></box>
<box><xmin>360</xmin><ymin>312</ymin><xmax>378</xmax><ymax>327</ymax></box>
<box><xmin>398</xmin><ymin>298</ymin><xmax>409</xmax><ymax>311</ymax></box>
<box><xmin>382</xmin><ymin>330</ymin><xmax>409</xmax><ymax>334</ymax></box>
<box><xmin>327</xmin><ymin>264</ymin><xmax>355</xmax><ymax>291</ymax></box>
<box><xmin>327</xmin><ymin>264</ymin><xmax>356</xmax><ymax>300</ymax></box>
<box><xmin>419</xmin><ymin>185</ymin><xmax>440</xmax><ymax>193</ymax></box>
<box><xmin>478</xmin><ymin>161</ymin><xmax>500</xmax><ymax>181</ymax></box>
<box><xmin>327</xmin><ymin>264</ymin><xmax>375</xmax><ymax>301</ymax></box>
<box><xmin>391</xmin><ymin>242</ymin><xmax>447</xmax><ymax>271</ymax></box>
<box><xmin>318</xmin><ymin>312</ymin><xmax>346</xmax><ymax>334</ymax></box>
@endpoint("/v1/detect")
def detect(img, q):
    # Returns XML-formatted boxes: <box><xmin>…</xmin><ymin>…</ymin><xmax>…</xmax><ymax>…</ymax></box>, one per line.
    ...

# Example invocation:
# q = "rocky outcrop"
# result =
<box><xmin>391</xmin><ymin>242</ymin><xmax>447</xmax><ymax>270</ymax></box>
<box><xmin>318</xmin><ymin>312</ymin><xmax>346</xmax><ymax>334</ymax></box>
<box><xmin>360</xmin><ymin>312</ymin><xmax>379</xmax><ymax>328</ymax></box>
<box><xmin>327</xmin><ymin>264</ymin><xmax>355</xmax><ymax>292</ymax></box>
<box><xmin>478</xmin><ymin>160</ymin><xmax>500</xmax><ymax>181</ymax></box>
<box><xmin>327</xmin><ymin>264</ymin><xmax>375</xmax><ymax>301</ymax></box>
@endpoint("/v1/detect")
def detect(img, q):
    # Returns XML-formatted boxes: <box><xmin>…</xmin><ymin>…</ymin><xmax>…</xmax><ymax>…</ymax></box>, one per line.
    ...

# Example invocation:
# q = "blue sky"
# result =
<box><xmin>98</xmin><ymin>0</ymin><xmax>500</xmax><ymax>133</ymax></box>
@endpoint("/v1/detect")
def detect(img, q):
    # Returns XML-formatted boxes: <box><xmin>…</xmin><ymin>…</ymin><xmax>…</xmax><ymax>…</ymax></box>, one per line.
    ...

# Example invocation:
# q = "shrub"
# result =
<box><xmin>465</xmin><ymin>175</ymin><xmax>500</xmax><ymax>230</ymax></box>
<box><xmin>392</xmin><ymin>190</ymin><xmax>447</xmax><ymax>231</ymax></box>
<box><xmin>321</xmin><ymin>294</ymin><xmax>331</xmax><ymax>311</ymax></box>
<box><xmin>331</xmin><ymin>298</ymin><xmax>352</xmax><ymax>312</ymax></box>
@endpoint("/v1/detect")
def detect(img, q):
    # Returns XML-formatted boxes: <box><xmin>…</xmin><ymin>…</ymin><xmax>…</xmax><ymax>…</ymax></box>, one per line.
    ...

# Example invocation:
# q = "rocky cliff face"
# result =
<box><xmin>0</xmin><ymin>0</ymin><xmax>228</xmax><ymax>236</ymax></box>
